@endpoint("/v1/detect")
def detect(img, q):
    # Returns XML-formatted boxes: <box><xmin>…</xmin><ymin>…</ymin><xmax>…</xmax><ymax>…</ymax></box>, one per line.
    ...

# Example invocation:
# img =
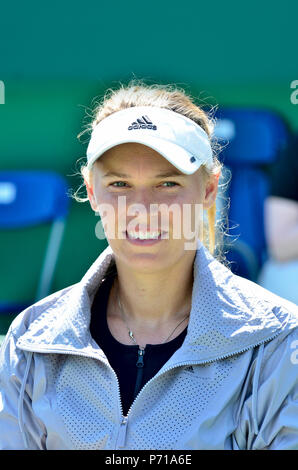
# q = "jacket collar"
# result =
<box><xmin>17</xmin><ymin>241</ymin><xmax>292</xmax><ymax>364</ymax></box>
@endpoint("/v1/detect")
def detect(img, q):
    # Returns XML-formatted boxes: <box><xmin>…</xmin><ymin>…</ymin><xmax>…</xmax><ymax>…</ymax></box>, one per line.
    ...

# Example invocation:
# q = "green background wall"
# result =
<box><xmin>0</xmin><ymin>0</ymin><xmax>297</xmax><ymax>333</ymax></box>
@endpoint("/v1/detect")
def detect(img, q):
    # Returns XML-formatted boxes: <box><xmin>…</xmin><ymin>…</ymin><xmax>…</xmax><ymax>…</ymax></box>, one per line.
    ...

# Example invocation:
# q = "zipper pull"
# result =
<box><xmin>136</xmin><ymin>347</ymin><xmax>145</xmax><ymax>367</ymax></box>
<box><xmin>116</xmin><ymin>416</ymin><xmax>128</xmax><ymax>449</ymax></box>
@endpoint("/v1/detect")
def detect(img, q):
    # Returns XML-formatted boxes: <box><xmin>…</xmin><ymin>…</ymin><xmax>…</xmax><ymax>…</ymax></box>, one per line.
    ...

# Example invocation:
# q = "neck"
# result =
<box><xmin>111</xmin><ymin>253</ymin><xmax>195</xmax><ymax>330</ymax></box>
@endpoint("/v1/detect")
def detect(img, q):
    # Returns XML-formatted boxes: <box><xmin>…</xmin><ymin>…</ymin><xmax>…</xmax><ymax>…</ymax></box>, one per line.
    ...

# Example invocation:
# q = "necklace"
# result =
<box><xmin>117</xmin><ymin>291</ymin><xmax>190</xmax><ymax>347</ymax></box>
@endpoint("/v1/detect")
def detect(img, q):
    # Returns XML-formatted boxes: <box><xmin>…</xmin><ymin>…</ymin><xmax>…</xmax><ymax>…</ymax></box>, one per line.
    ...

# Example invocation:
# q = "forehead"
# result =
<box><xmin>91</xmin><ymin>142</ymin><xmax>206</xmax><ymax>187</ymax></box>
<box><xmin>96</xmin><ymin>142</ymin><xmax>182</xmax><ymax>173</ymax></box>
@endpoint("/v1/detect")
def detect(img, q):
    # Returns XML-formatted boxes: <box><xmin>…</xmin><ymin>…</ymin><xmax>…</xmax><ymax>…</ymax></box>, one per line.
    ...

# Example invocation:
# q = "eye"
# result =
<box><xmin>161</xmin><ymin>181</ymin><xmax>179</xmax><ymax>188</ymax></box>
<box><xmin>109</xmin><ymin>181</ymin><xmax>128</xmax><ymax>188</ymax></box>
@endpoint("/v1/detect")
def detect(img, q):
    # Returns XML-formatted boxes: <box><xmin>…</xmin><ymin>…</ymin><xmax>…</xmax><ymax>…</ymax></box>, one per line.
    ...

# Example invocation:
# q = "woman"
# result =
<box><xmin>0</xmin><ymin>81</ymin><xmax>298</xmax><ymax>450</ymax></box>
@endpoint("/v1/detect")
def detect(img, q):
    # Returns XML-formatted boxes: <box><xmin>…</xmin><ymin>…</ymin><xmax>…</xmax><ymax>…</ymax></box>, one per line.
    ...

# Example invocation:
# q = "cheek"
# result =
<box><xmin>93</xmin><ymin>187</ymin><xmax>124</xmax><ymax>217</ymax></box>
<box><xmin>159</xmin><ymin>191</ymin><xmax>203</xmax><ymax>235</ymax></box>
<box><xmin>179</xmin><ymin>189</ymin><xmax>205</xmax><ymax>232</ymax></box>
<box><xmin>92</xmin><ymin>188</ymin><xmax>118</xmax><ymax>232</ymax></box>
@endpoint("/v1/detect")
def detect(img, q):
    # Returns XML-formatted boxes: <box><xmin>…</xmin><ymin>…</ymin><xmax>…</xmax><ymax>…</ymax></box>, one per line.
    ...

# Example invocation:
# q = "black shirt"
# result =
<box><xmin>90</xmin><ymin>270</ymin><xmax>188</xmax><ymax>416</ymax></box>
<box><xmin>269</xmin><ymin>133</ymin><xmax>298</xmax><ymax>202</ymax></box>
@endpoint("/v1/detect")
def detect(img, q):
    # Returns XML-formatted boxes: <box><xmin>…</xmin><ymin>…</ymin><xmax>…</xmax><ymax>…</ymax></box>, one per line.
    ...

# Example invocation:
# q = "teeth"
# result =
<box><xmin>127</xmin><ymin>231</ymin><xmax>161</xmax><ymax>239</ymax></box>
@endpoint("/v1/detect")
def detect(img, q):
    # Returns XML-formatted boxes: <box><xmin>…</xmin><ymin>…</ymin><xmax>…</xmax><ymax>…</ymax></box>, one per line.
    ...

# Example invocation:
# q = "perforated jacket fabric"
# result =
<box><xmin>0</xmin><ymin>240</ymin><xmax>298</xmax><ymax>450</ymax></box>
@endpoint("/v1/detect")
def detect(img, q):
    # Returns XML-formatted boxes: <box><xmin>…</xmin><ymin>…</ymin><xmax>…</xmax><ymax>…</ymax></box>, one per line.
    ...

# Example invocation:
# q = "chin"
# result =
<box><xmin>114</xmin><ymin>246</ymin><xmax>190</xmax><ymax>277</ymax></box>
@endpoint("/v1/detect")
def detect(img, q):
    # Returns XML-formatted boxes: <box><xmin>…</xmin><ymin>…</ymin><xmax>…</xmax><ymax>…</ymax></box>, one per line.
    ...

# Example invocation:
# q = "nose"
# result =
<box><xmin>126</xmin><ymin>189</ymin><xmax>160</xmax><ymax>230</ymax></box>
<box><xmin>127</xmin><ymin>188</ymin><xmax>158</xmax><ymax>211</ymax></box>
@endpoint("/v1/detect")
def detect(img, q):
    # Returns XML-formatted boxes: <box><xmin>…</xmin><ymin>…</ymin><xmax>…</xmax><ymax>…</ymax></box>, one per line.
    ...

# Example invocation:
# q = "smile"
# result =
<box><xmin>127</xmin><ymin>230</ymin><xmax>161</xmax><ymax>239</ymax></box>
<box><xmin>125</xmin><ymin>230</ymin><xmax>168</xmax><ymax>245</ymax></box>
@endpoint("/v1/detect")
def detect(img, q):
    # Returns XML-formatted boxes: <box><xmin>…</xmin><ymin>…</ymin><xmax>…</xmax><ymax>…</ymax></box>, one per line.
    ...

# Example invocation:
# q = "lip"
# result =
<box><xmin>125</xmin><ymin>230</ymin><xmax>168</xmax><ymax>246</ymax></box>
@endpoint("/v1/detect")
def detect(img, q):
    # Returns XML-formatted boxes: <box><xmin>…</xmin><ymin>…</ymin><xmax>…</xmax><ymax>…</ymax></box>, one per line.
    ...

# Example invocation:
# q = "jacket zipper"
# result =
<box><xmin>116</xmin><ymin>416</ymin><xmax>128</xmax><ymax>449</ymax></box>
<box><xmin>18</xmin><ymin>329</ymin><xmax>283</xmax><ymax>449</ymax></box>
<box><xmin>133</xmin><ymin>346</ymin><xmax>145</xmax><ymax>399</ymax></box>
<box><xmin>115</xmin><ymin>346</ymin><xmax>146</xmax><ymax>449</ymax></box>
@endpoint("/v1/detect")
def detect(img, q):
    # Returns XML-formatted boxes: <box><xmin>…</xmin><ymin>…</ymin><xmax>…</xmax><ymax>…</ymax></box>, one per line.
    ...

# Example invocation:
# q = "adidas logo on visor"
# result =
<box><xmin>128</xmin><ymin>115</ymin><xmax>157</xmax><ymax>131</ymax></box>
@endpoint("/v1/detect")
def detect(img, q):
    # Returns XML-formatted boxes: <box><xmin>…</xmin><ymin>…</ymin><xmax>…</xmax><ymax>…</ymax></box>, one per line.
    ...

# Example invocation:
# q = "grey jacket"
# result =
<box><xmin>1</xmin><ymin>241</ymin><xmax>298</xmax><ymax>450</ymax></box>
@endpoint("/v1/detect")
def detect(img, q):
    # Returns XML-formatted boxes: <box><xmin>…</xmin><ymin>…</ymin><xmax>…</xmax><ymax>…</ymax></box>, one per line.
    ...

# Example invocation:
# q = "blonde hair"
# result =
<box><xmin>73</xmin><ymin>79</ymin><xmax>228</xmax><ymax>261</ymax></box>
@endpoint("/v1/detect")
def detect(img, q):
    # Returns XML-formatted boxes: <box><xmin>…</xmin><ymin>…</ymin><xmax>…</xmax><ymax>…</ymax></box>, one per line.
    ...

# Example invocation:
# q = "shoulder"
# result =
<box><xmin>233</xmin><ymin>272</ymin><xmax>298</xmax><ymax>327</ymax></box>
<box><xmin>215</xmin><ymin>254</ymin><xmax>298</xmax><ymax>334</ymax></box>
<box><xmin>4</xmin><ymin>282</ymin><xmax>79</xmax><ymax>344</ymax></box>
<box><xmin>201</xmin><ymin>244</ymin><xmax>298</xmax><ymax>329</ymax></box>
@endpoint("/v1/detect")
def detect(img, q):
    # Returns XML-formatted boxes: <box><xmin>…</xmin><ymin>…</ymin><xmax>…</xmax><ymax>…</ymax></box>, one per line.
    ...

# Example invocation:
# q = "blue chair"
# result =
<box><xmin>214</xmin><ymin>108</ymin><xmax>290</xmax><ymax>281</ymax></box>
<box><xmin>0</xmin><ymin>170</ymin><xmax>69</xmax><ymax>315</ymax></box>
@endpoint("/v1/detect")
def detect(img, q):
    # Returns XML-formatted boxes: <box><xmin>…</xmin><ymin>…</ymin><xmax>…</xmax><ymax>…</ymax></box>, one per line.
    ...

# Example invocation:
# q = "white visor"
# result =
<box><xmin>86</xmin><ymin>106</ymin><xmax>213</xmax><ymax>174</ymax></box>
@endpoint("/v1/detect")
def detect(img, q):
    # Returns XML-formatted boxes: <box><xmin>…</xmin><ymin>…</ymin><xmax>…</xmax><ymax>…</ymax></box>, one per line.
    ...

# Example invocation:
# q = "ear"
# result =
<box><xmin>84</xmin><ymin>173</ymin><xmax>98</xmax><ymax>212</ymax></box>
<box><xmin>203</xmin><ymin>171</ymin><xmax>220</xmax><ymax>210</ymax></box>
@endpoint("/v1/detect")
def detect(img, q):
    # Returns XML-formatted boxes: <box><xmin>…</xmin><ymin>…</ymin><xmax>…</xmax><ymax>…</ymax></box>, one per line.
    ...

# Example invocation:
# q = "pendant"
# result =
<box><xmin>129</xmin><ymin>330</ymin><xmax>135</xmax><ymax>340</ymax></box>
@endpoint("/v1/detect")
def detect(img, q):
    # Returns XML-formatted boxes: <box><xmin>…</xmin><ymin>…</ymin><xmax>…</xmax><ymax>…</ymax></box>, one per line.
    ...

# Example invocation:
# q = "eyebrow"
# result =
<box><xmin>102</xmin><ymin>170</ymin><xmax>186</xmax><ymax>178</ymax></box>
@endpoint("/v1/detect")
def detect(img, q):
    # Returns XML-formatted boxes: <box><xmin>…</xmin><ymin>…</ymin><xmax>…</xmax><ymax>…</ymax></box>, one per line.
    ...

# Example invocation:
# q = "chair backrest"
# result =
<box><xmin>214</xmin><ymin>108</ymin><xmax>290</xmax><ymax>278</ymax></box>
<box><xmin>0</xmin><ymin>170</ymin><xmax>70</xmax><ymax>312</ymax></box>
<box><xmin>0</xmin><ymin>170</ymin><xmax>69</xmax><ymax>228</ymax></box>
